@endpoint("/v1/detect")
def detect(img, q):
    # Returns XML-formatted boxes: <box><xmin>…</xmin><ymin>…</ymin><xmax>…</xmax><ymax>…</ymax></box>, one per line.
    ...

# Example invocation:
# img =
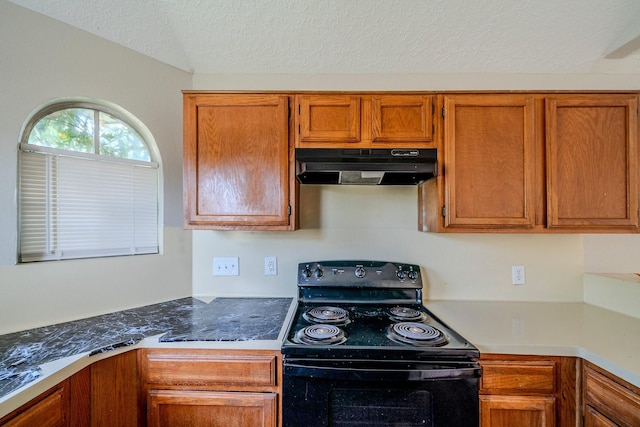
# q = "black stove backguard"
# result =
<box><xmin>282</xmin><ymin>261</ymin><xmax>481</xmax><ymax>427</ymax></box>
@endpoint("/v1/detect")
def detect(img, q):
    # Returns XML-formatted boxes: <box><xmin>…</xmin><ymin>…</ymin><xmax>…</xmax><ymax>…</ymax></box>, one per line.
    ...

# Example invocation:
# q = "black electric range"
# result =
<box><xmin>281</xmin><ymin>260</ymin><xmax>481</xmax><ymax>427</ymax></box>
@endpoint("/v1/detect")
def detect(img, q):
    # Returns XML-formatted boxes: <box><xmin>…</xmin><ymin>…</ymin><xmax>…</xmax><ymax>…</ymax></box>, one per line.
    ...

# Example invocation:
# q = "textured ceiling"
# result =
<box><xmin>7</xmin><ymin>0</ymin><xmax>640</xmax><ymax>74</ymax></box>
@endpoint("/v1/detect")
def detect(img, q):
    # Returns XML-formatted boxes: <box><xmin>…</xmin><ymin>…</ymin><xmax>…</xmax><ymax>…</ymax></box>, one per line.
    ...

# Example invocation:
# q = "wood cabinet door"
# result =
<box><xmin>584</xmin><ymin>406</ymin><xmax>618</xmax><ymax>427</ymax></box>
<box><xmin>183</xmin><ymin>94</ymin><xmax>293</xmax><ymax>229</ymax></box>
<box><xmin>0</xmin><ymin>386</ymin><xmax>67</xmax><ymax>427</ymax></box>
<box><xmin>480</xmin><ymin>395</ymin><xmax>555</xmax><ymax>427</ymax></box>
<box><xmin>371</xmin><ymin>95</ymin><xmax>433</xmax><ymax>144</ymax></box>
<box><xmin>296</xmin><ymin>95</ymin><xmax>361</xmax><ymax>145</ymax></box>
<box><xmin>583</xmin><ymin>362</ymin><xmax>640</xmax><ymax>427</ymax></box>
<box><xmin>443</xmin><ymin>95</ymin><xmax>537</xmax><ymax>229</ymax></box>
<box><xmin>546</xmin><ymin>95</ymin><xmax>639</xmax><ymax>230</ymax></box>
<box><xmin>147</xmin><ymin>389</ymin><xmax>277</xmax><ymax>427</ymax></box>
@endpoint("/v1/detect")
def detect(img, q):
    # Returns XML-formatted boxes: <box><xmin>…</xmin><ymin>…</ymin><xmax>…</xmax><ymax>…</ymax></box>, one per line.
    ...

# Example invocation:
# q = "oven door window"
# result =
<box><xmin>331</xmin><ymin>388</ymin><xmax>432</xmax><ymax>426</ymax></box>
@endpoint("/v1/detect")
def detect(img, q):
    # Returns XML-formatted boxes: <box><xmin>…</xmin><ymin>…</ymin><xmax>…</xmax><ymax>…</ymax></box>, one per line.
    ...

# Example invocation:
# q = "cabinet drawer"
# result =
<box><xmin>584</xmin><ymin>365</ymin><xmax>640</xmax><ymax>427</ymax></box>
<box><xmin>143</xmin><ymin>351</ymin><xmax>277</xmax><ymax>387</ymax></box>
<box><xmin>480</xmin><ymin>360</ymin><xmax>556</xmax><ymax>393</ymax></box>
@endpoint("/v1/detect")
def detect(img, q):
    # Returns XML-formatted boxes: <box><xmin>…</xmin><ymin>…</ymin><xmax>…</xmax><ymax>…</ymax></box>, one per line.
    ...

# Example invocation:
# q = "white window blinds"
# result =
<box><xmin>19</xmin><ymin>147</ymin><xmax>159</xmax><ymax>262</ymax></box>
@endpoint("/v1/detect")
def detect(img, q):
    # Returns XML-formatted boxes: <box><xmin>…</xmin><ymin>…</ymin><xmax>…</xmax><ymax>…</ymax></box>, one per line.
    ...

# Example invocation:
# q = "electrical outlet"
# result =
<box><xmin>512</xmin><ymin>265</ymin><xmax>525</xmax><ymax>285</ymax></box>
<box><xmin>265</xmin><ymin>256</ymin><xmax>277</xmax><ymax>276</ymax></box>
<box><xmin>213</xmin><ymin>257</ymin><xmax>239</xmax><ymax>276</ymax></box>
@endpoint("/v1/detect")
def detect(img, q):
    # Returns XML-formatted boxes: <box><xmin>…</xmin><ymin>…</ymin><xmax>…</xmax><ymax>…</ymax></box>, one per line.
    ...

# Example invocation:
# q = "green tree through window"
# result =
<box><xmin>27</xmin><ymin>108</ymin><xmax>150</xmax><ymax>161</ymax></box>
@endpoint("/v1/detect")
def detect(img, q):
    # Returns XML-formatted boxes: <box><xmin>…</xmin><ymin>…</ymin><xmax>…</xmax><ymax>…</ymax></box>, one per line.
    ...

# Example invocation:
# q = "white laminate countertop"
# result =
<box><xmin>425</xmin><ymin>300</ymin><xmax>640</xmax><ymax>388</ymax></box>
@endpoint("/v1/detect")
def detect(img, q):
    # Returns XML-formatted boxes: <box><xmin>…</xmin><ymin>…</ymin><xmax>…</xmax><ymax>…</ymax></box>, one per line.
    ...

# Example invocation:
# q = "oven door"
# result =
<box><xmin>282</xmin><ymin>358</ymin><xmax>481</xmax><ymax>427</ymax></box>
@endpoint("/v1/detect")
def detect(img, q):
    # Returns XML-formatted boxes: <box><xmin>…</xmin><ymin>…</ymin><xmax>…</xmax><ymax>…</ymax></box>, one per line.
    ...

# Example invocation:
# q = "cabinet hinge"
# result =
<box><xmin>441</xmin><ymin>206</ymin><xmax>446</xmax><ymax>218</ymax></box>
<box><xmin>442</xmin><ymin>106</ymin><xmax>445</xmax><ymax>119</ymax></box>
<box><xmin>298</xmin><ymin>104</ymin><xmax>301</xmax><ymax>115</ymax></box>
<box><xmin>288</xmin><ymin>205</ymin><xmax>292</xmax><ymax>216</ymax></box>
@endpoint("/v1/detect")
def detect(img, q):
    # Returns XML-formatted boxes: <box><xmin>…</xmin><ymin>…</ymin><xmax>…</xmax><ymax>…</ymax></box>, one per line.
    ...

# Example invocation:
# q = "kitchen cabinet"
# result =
<box><xmin>183</xmin><ymin>93</ymin><xmax>297</xmax><ymax>230</ymax></box>
<box><xmin>583</xmin><ymin>361</ymin><xmax>640</xmax><ymax>427</ymax></box>
<box><xmin>0</xmin><ymin>383</ymin><xmax>68</xmax><ymax>427</ymax></box>
<box><xmin>479</xmin><ymin>354</ymin><xmax>579</xmax><ymax>427</ymax></box>
<box><xmin>0</xmin><ymin>368</ymin><xmax>90</xmax><ymax>427</ymax></box>
<box><xmin>439</xmin><ymin>94</ymin><xmax>537</xmax><ymax>230</ymax></box>
<box><xmin>546</xmin><ymin>95</ymin><xmax>638</xmax><ymax>230</ymax></box>
<box><xmin>140</xmin><ymin>349</ymin><xmax>280</xmax><ymax>427</ymax></box>
<box><xmin>295</xmin><ymin>94</ymin><xmax>434</xmax><ymax>148</ymax></box>
<box><xmin>420</xmin><ymin>92</ymin><xmax>639</xmax><ymax>233</ymax></box>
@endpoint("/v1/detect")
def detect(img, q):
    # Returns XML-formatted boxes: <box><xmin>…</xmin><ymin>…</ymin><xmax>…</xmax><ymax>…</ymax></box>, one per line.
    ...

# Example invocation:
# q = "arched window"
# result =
<box><xmin>18</xmin><ymin>99</ymin><xmax>160</xmax><ymax>262</ymax></box>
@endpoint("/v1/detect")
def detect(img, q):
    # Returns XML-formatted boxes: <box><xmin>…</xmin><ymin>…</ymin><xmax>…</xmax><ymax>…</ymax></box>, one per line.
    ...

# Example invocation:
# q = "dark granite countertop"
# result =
<box><xmin>0</xmin><ymin>297</ymin><xmax>293</xmax><ymax>401</ymax></box>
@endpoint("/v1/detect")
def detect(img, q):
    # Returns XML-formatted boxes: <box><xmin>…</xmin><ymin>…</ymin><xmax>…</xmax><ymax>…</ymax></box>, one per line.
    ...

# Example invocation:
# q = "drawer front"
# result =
<box><xmin>480</xmin><ymin>360</ymin><xmax>556</xmax><ymax>394</ymax></box>
<box><xmin>143</xmin><ymin>351</ymin><xmax>277</xmax><ymax>387</ymax></box>
<box><xmin>584</xmin><ymin>366</ymin><xmax>640</xmax><ymax>427</ymax></box>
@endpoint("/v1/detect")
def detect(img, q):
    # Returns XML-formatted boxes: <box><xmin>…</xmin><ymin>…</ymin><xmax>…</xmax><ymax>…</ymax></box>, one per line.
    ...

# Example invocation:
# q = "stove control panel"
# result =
<box><xmin>298</xmin><ymin>260</ymin><xmax>422</xmax><ymax>288</ymax></box>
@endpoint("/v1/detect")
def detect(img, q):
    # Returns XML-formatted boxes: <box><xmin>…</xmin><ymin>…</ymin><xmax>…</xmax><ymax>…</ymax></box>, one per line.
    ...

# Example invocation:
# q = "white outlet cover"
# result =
<box><xmin>264</xmin><ymin>256</ymin><xmax>277</xmax><ymax>276</ymax></box>
<box><xmin>511</xmin><ymin>265</ymin><xmax>525</xmax><ymax>285</ymax></box>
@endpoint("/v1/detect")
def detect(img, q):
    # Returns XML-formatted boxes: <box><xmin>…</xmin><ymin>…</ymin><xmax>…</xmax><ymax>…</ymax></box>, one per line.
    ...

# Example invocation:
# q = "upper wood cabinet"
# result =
<box><xmin>295</xmin><ymin>94</ymin><xmax>434</xmax><ymax>148</ymax></box>
<box><xmin>183</xmin><ymin>93</ymin><xmax>297</xmax><ymax>230</ymax></box>
<box><xmin>420</xmin><ymin>92</ymin><xmax>640</xmax><ymax>233</ymax></box>
<box><xmin>546</xmin><ymin>95</ymin><xmax>638</xmax><ymax>231</ymax></box>
<box><xmin>441</xmin><ymin>94</ymin><xmax>537</xmax><ymax>230</ymax></box>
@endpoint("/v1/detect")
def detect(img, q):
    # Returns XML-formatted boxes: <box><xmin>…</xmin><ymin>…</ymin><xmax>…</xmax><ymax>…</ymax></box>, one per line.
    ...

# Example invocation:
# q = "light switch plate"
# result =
<box><xmin>213</xmin><ymin>257</ymin><xmax>239</xmax><ymax>276</ymax></box>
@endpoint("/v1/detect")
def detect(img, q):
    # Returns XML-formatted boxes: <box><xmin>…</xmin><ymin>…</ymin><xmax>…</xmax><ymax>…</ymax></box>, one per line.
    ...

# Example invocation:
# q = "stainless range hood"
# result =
<box><xmin>295</xmin><ymin>148</ymin><xmax>437</xmax><ymax>185</ymax></box>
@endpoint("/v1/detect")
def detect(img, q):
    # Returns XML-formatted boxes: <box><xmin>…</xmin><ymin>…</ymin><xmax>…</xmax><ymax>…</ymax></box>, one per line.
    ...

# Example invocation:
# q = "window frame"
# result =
<box><xmin>17</xmin><ymin>97</ymin><xmax>164</xmax><ymax>262</ymax></box>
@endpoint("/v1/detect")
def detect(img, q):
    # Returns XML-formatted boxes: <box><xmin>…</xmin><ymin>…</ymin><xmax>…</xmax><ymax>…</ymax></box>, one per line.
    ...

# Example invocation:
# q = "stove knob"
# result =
<box><xmin>354</xmin><ymin>266</ymin><xmax>366</xmax><ymax>278</ymax></box>
<box><xmin>408</xmin><ymin>268</ymin><xmax>418</xmax><ymax>281</ymax></box>
<box><xmin>313</xmin><ymin>268</ymin><xmax>324</xmax><ymax>278</ymax></box>
<box><xmin>301</xmin><ymin>265</ymin><xmax>312</xmax><ymax>279</ymax></box>
<box><xmin>396</xmin><ymin>268</ymin><xmax>406</xmax><ymax>280</ymax></box>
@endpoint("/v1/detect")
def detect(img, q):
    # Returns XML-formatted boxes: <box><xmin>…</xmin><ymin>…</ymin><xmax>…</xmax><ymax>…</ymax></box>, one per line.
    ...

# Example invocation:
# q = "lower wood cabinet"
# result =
<box><xmin>0</xmin><ymin>366</ymin><xmax>90</xmax><ymax>427</ymax></box>
<box><xmin>0</xmin><ymin>383</ymin><xmax>68</xmax><ymax>427</ymax></box>
<box><xmin>139</xmin><ymin>349</ymin><xmax>281</xmax><ymax>427</ymax></box>
<box><xmin>583</xmin><ymin>361</ymin><xmax>640</xmax><ymax>427</ymax></box>
<box><xmin>480</xmin><ymin>395</ymin><xmax>555</xmax><ymax>427</ymax></box>
<box><xmin>479</xmin><ymin>354</ymin><xmax>579</xmax><ymax>427</ymax></box>
<box><xmin>147</xmin><ymin>389</ymin><xmax>276</xmax><ymax>427</ymax></box>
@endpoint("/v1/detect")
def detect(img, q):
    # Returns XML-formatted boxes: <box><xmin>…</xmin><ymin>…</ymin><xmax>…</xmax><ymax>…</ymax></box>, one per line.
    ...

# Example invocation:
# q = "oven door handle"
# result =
<box><xmin>284</xmin><ymin>361</ymin><xmax>481</xmax><ymax>382</ymax></box>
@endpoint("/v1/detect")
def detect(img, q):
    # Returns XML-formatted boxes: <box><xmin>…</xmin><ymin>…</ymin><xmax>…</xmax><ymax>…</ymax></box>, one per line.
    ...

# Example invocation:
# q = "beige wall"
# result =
<box><xmin>0</xmin><ymin>1</ymin><xmax>192</xmax><ymax>334</ymax></box>
<box><xmin>192</xmin><ymin>186</ymin><xmax>585</xmax><ymax>302</ymax></box>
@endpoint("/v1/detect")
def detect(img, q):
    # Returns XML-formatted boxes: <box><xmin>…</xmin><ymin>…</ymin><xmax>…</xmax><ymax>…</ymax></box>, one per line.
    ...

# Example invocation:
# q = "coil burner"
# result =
<box><xmin>387</xmin><ymin>306</ymin><xmax>427</xmax><ymax>322</ymax></box>
<box><xmin>295</xmin><ymin>324</ymin><xmax>347</xmax><ymax>345</ymax></box>
<box><xmin>303</xmin><ymin>306</ymin><xmax>351</xmax><ymax>325</ymax></box>
<box><xmin>387</xmin><ymin>322</ymin><xmax>448</xmax><ymax>346</ymax></box>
